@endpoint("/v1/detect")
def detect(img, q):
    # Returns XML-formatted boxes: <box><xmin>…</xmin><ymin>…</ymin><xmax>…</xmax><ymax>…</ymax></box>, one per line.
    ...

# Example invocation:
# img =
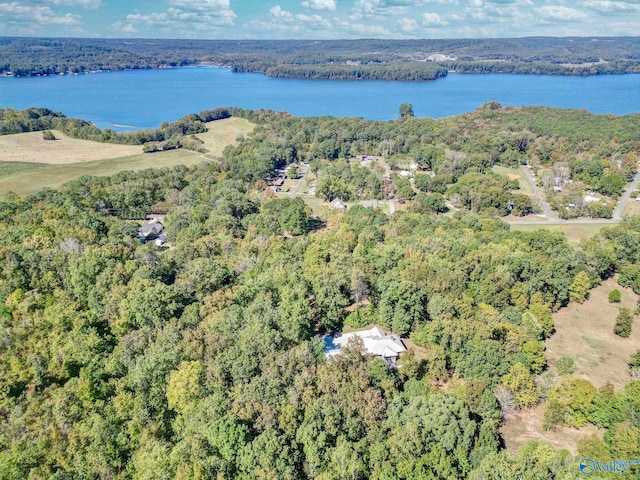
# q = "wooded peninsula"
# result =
<box><xmin>2</xmin><ymin>36</ymin><xmax>640</xmax><ymax>80</ymax></box>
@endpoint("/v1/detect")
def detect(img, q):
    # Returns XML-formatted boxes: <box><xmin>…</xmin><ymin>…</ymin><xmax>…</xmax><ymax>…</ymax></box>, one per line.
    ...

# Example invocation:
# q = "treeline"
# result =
<box><xmin>444</xmin><ymin>60</ymin><xmax>640</xmax><ymax>76</ymax></box>
<box><xmin>264</xmin><ymin>62</ymin><xmax>448</xmax><ymax>81</ymax></box>
<box><xmin>0</xmin><ymin>106</ymin><xmax>232</xmax><ymax>150</ymax></box>
<box><xmin>3</xmin><ymin>36</ymin><xmax>640</xmax><ymax>78</ymax></box>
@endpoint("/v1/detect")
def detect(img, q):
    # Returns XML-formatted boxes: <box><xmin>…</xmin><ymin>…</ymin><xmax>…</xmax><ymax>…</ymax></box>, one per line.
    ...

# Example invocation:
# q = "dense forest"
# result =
<box><xmin>1</xmin><ymin>105</ymin><xmax>640</xmax><ymax>478</ymax></box>
<box><xmin>2</xmin><ymin>36</ymin><xmax>640</xmax><ymax>79</ymax></box>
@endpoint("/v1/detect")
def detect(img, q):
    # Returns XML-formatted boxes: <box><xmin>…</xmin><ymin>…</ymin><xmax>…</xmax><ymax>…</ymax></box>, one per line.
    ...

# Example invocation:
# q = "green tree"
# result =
<box><xmin>502</xmin><ymin>363</ymin><xmax>537</xmax><ymax>408</ymax></box>
<box><xmin>614</xmin><ymin>307</ymin><xmax>633</xmax><ymax>338</ymax></box>
<box><xmin>398</xmin><ymin>103</ymin><xmax>414</xmax><ymax>120</ymax></box>
<box><xmin>167</xmin><ymin>360</ymin><xmax>204</xmax><ymax>415</ymax></box>
<box><xmin>569</xmin><ymin>271</ymin><xmax>591</xmax><ymax>304</ymax></box>
<box><xmin>608</xmin><ymin>288</ymin><xmax>621</xmax><ymax>303</ymax></box>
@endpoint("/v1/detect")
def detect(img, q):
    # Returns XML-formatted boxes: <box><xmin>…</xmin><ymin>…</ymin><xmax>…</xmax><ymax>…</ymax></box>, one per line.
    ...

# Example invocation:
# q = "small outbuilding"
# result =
<box><xmin>330</xmin><ymin>198</ymin><xmax>347</xmax><ymax>210</ymax></box>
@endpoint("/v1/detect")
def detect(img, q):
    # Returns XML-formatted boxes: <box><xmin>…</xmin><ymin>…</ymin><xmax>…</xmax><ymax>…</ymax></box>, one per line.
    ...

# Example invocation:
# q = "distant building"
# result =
<box><xmin>323</xmin><ymin>326</ymin><xmax>406</xmax><ymax>365</ymax></box>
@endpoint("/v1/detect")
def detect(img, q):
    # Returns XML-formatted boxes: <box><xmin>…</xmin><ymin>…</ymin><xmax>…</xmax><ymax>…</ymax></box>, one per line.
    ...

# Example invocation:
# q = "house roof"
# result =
<box><xmin>323</xmin><ymin>326</ymin><xmax>406</xmax><ymax>359</ymax></box>
<box><xmin>139</xmin><ymin>221</ymin><xmax>163</xmax><ymax>238</ymax></box>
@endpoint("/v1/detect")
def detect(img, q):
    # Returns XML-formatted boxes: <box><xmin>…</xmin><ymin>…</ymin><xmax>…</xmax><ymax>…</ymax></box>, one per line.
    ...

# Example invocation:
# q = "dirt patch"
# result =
<box><xmin>0</xmin><ymin>130</ymin><xmax>142</xmax><ymax>164</ymax></box>
<box><xmin>508</xmin><ymin>173</ymin><xmax>520</xmax><ymax>181</ymax></box>
<box><xmin>546</xmin><ymin>277</ymin><xmax>640</xmax><ymax>389</ymax></box>
<box><xmin>500</xmin><ymin>404</ymin><xmax>600</xmax><ymax>454</ymax></box>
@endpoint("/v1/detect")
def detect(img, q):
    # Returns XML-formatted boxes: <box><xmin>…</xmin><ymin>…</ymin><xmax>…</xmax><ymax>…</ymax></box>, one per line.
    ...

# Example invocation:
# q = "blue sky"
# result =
<box><xmin>1</xmin><ymin>0</ymin><xmax>639</xmax><ymax>39</ymax></box>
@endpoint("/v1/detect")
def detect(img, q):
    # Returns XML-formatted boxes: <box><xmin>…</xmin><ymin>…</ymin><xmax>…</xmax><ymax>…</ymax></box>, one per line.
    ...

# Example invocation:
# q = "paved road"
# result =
<box><xmin>507</xmin><ymin>168</ymin><xmax>640</xmax><ymax>226</ymax></box>
<box><xmin>289</xmin><ymin>164</ymin><xmax>310</xmax><ymax>198</ymax></box>
<box><xmin>520</xmin><ymin>165</ymin><xmax>557</xmax><ymax>220</ymax></box>
<box><xmin>613</xmin><ymin>169</ymin><xmax>640</xmax><ymax>221</ymax></box>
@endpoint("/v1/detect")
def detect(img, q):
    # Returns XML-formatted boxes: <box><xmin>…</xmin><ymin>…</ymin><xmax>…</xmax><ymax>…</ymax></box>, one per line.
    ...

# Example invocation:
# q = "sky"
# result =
<box><xmin>1</xmin><ymin>0</ymin><xmax>639</xmax><ymax>39</ymax></box>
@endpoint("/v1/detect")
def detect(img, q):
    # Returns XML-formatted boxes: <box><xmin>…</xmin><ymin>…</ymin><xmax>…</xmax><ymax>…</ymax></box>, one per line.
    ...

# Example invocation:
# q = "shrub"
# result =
<box><xmin>608</xmin><ymin>289</ymin><xmax>621</xmax><ymax>303</ymax></box>
<box><xmin>557</xmin><ymin>356</ymin><xmax>576</xmax><ymax>375</ymax></box>
<box><xmin>42</xmin><ymin>130</ymin><xmax>56</xmax><ymax>140</ymax></box>
<box><xmin>614</xmin><ymin>307</ymin><xmax>633</xmax><ymax>338</ymax></box>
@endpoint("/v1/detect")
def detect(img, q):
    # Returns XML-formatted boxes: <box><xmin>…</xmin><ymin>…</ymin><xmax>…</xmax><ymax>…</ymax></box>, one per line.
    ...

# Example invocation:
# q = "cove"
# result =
<box><xmin>1</xmin><ymin>66</ymin><xmax>639</xmax><ymax>131</ymax></box>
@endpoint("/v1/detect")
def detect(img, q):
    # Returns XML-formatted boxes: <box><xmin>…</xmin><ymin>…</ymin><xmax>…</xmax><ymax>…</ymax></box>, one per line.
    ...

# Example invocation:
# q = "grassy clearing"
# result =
<box><xmin>195</xmin><ymin>117</ymin><xmax>255</xmax><ymax>158</ymax></box>
<box><xmin>509</xmin><ymin>223</ymin><xmax>607</xmax><ymax>246</ymax></box>
<box><xmin>492</xmin><ymin>165</ymin><xmax>534</xmax><ymax>196</ymax></box>
<box><xmin>0</xmin><ymin>130</ymin><xmax>142</xmax><ymax>164</ymax></box>
<box><xmin>623</xmin><ymin>198</ymin><xmax>640</xmax><ymax>217</ymax></box>
<box><xmin>0</xmin><ymin>149</ymin><xmax>203</xmax><ymax>196</ymax></box>
<box><xmin>545</xmin><ymin>277</ymin><xmax>640</xmax><ymax>390</ymax></box>
<box><xmin>500</xmin><ymin>405</ymin><xmax>600</xmax><ymax>455</ymax></box>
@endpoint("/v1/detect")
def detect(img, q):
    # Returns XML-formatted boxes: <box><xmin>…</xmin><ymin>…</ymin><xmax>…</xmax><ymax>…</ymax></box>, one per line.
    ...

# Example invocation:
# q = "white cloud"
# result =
<box><xmin>421</xmin><ymin>12</ymin><xmax>445</xmax><ymax>25</ymax></box>
<box><xmin>535</xmin><ymin>5</ymin><xmax>589</xmax><ymax>21</ymax></box>
<box><xmin>125</xmin><ymin>0</ymin><xmax>236</xmax><ymax>30</ymax></box>
<box><xmin>0</xmin><ymin>2</ymin><xmax>80</xmax><ymax>24</ymax></box>
<box><xmin>270</xmin><ymin>5</ymin><xmax>294</xmax><ymax>19</ymax></box>
<box><xmin>581</xmin><ymin>0</ymin><xmax>640</xmax><ymax>13</ymax></box>
<box><xmin>49</xmin><ymin>0</ymin><xmax>101</xmax><ymax>9</ymax></box>
<box><xmin>398</xmin><ymin>17</ymin><xmax>418</xmax><ymax>31</ymax></box>
<box><xmin>110</xmin><ymin>20</ymin><xmax>137</xmax><ymax>34</ymax></box>
<box><xmin>301</xmin><ymin>0</ymin><xmax>336</xmax><ymax>11</ymax></box>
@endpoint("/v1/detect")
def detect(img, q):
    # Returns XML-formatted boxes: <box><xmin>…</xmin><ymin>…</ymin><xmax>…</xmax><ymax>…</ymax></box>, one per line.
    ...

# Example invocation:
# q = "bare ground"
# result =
<box><xmin>500</xmin><ymin>404</ymin><xmax>600</xmax><ymax>454</ymax></box>
<box><xmin>0</xmin><ymin>130</ymin><xmax>142</xmax><ymax>164</ymax></box>
<box><xmin>546</xmin><ymin>277</ymin><xmax>640</xmax><ymax>389</ymax></box>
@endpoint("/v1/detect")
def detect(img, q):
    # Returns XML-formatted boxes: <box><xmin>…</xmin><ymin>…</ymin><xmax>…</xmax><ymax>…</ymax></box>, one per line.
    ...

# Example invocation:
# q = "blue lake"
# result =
<box><xmin>1</xmin><ymin>66</ymin><xmax>639</xmax><ymax>130</ymax></box>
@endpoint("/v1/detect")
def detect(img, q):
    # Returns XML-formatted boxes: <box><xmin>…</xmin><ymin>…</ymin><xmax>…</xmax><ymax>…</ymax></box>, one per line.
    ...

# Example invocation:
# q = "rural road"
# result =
<box><xmin>289</xmin><ymin>163</ymin><xmax>310</xmax><ymax>198</ymax></box>
<box><xmin>508</xmin><ymin>168</ymin><xmax>640</xmax><ymax>226</ymax></box>
<box><xmin>612</xmin><ymin>169</ymin><xmax>640</xmax><ymax>220</ymax></box>
<box><xmin>520</xmin><ymin>165</ymin><xmax>558</xmax><ymax>221</ymax></box>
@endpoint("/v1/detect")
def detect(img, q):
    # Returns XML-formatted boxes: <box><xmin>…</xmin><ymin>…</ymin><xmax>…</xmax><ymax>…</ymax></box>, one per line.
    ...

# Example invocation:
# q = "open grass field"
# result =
<box><xmin>0</xmin><ymin>149</ymin><xmax>203</xmax><ymax>196</ymax></box>
<box><xmin>492</xmin><ymin>165</ymin><xmax>534</xmax><ymax>196</ymax></box>
<box><xmin>509</xmin><ymin>223</ymin><xmax>608</xmax><ymax>246</ymax></box>
<box><xmin>0</xmin><ymin>130</ymin><xmax>142</xmax><ymax>164</ymax></box>
<box><xmin>195</xmin><ymin>117</ymin><xmax>255</xmax><ymax>158</ymax></box>
<box><xmin>545</xmin><ymin>277</ymin><xmax>640</xmax><ymax>389</ymax></box>
<box><xmin>0</xmin><ymin>117</ymin><xmax>255</xmax><ymax>196</ymax></box>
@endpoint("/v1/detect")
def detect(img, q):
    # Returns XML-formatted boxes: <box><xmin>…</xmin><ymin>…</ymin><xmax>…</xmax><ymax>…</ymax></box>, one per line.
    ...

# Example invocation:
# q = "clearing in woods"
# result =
<box><xmin>545</xmin><ymin>277</ymin><xmax>640</xmax><ymax>390</ymax></box>
<box><xmin>0</xmin><ymin>117</ymin><xmax>256</xmax><ymax>196</ymax></box>
<box><xmin>502</xmin><ymin>278</ymin><xmax>639</xmax><ymax>454</ymax></box>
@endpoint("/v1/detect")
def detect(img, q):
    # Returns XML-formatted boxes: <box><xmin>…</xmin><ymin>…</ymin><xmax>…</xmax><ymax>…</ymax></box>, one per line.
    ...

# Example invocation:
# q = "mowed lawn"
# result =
<box><xmin>0</xmin><ymin>149</ymin><xmax>203</xmax><ymax>196</ymax></box>
<box><xmin>492</xmin><ymin>165</ymin><xmax>534</xmax><ymax>196</ymax></box>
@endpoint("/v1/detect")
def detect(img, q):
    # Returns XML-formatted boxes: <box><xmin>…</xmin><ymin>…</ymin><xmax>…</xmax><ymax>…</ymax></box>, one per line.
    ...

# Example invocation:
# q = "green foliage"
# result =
<box><xmin>42</xmin><ymin>129</ymin><xmax>56</xmax><ymax>140</ymax></box>
<box><xmin>501</xmin><ymin>363</ymin><xmax>538</xmax><ymax>408</ymax></box>
<box><xmin>556</xmin><ymin>356</ymin><xmax>576</xmax><ymax>375</ymax></box>
<box><xmin>569</xmin><ymin>271</ymin><xmax>591</xmax><ymax>304</ymax></box>
<box><xmin>398</xmin><ymin>102</ymin><xmax>415</xmax><ymax>120</ymax></box>
<box><xmin>544</xmin><ymin>376</ymin><xmax>596</xmax><ymax>430</ymax></box>
<box><xmin>614</xmin><ymin>307</ymin><xmax>633</xmax><ymax>338</ymax></box>
<box><xmin>608</xmin><ymin>288</ymin><xmax>622</xmax><ymax>303</ymax></box>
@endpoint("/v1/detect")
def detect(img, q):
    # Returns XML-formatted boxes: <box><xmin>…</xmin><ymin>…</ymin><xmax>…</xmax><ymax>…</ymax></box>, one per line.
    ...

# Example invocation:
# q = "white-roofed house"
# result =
<box><xmin>323</xmin><ymin>326</ymin><xmax>406</xmax><ymax>366</ymax></box>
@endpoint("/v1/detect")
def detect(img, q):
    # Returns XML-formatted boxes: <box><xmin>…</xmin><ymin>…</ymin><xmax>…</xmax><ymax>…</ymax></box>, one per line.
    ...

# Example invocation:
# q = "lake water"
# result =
<box><xmin>1</xmin><ymin>66</ymin><xmax>639</xmax><ymax>130</ymax></box>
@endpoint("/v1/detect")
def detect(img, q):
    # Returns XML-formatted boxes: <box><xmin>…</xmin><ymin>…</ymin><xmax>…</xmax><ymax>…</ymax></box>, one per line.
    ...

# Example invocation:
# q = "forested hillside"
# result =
<box><xmin>2</xmin><ymin>36</ymin><xmax>640</xmax><ymax>79</ymax></box>
<box><xmin>1</xmin><ymin>106</ymin><xmax>640</xmax><ymax>478</ymax></box>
